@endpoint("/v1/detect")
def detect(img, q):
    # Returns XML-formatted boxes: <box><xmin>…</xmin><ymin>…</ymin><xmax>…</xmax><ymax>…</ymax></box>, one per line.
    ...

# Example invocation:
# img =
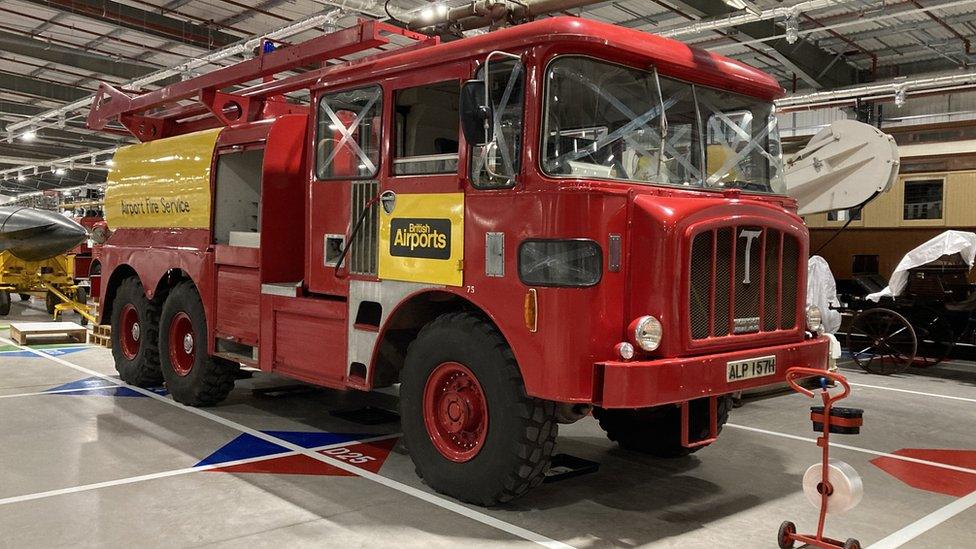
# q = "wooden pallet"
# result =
<box><xmin>9</xmin><ymin>322</ymin><xmax>87</xmax><ymax>345</ymax></box>
<box><xmin>88</xmin><ymin>324</ymin><xmax>111</xmax><ymax>348</ymax></box>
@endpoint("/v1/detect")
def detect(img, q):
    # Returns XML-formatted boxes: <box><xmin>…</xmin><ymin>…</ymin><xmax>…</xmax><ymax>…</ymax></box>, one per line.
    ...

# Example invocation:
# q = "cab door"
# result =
<box><xmin>307</xmin><ymin>85</ymin><xmax>384</xmax><ymax>296</ymax></box>
<box><xmin>376</xmin><ymin>67</ymin><xmax>468</xmax><ymax>287</ymax></box>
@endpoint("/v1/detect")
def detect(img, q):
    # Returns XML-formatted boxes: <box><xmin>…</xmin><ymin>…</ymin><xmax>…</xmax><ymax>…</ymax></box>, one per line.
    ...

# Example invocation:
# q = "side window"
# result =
<box><xmin>393</xmin><ymin>80</ymin><xmax>460</xmax><ymax>176</ymax></box>
<box><xmin>471</xmin><ymin>59</ymin><xmax>525</xmax><ymax>189</ymax></box>
<box><xmin>316</xmin><ymin>86</ymin><xmax>382</xmax><ymax>180</ymax></box>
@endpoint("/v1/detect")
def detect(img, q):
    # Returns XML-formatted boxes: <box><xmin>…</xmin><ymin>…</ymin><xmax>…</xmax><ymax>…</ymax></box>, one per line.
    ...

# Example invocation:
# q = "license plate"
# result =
<box><xmin>726</xmin><ymin>355</ymin><xmax>776</xmax><ymax>382</ymax></box>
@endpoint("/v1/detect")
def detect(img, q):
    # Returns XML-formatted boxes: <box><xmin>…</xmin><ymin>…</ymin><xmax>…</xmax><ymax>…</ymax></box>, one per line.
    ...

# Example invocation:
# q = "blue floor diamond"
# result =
<box><xmin>45</xmin><ymin>376</ymin><xmax>117</xmax><ymax>393</ymax></box>
<box><xmin>196</xmin><ymin>433</ymin><xmax>291</xmax><ymax>467</ymax></box>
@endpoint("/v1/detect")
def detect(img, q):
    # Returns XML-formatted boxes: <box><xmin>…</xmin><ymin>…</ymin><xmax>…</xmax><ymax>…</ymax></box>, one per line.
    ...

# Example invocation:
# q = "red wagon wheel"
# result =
<box><xmin>846</xmin><ymin>308</ymin><xmax>917</xmax><ymax>375</ymax></box>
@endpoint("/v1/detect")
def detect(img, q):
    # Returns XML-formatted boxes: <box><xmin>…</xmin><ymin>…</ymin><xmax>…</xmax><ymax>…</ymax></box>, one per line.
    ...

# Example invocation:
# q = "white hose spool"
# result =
<box><xmin>802</xmin><ymin>459</ymin><xmax>864</xmax><ymax>514</ymax></box>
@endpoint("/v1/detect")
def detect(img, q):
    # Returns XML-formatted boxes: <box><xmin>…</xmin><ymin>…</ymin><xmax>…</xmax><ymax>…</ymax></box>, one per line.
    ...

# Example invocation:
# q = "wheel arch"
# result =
<box><xmin>367</xmin><ymin>289</ymin><xmax>516</xmax><ymax>389</ymax></box>
<box><xmin>100</xmin><ymin>263</ymin><xmax>139</xmax><ymax>325</ymax></box>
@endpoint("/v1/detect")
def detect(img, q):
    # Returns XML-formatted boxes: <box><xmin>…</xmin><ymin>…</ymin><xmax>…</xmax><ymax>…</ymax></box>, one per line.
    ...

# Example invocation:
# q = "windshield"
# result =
<box><xmin>541</xmin><ymin>56</ymin><xmax>784</xmax><ymax>194</ymax></box>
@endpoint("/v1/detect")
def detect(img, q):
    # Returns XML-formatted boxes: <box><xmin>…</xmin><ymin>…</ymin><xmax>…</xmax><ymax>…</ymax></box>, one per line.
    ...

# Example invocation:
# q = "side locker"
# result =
<box><xmin>211</xmin><ymin>140</ymin><xmax>265</xmax><ymax>364</ymax></box>
<box><xmin>252</xmin><ymin>113</ymin><xmax>350</xmax><ymax>386</ymax></box>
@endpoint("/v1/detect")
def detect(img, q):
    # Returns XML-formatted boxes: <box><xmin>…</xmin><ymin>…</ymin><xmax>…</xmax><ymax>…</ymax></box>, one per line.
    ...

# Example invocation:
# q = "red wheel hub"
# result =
<box><xmin>423</xmin><ymin>362</ymin><xmax>488</xmax><ymax>462</ymax></box>
<box><xmin>119</xmin><ymin>303</ymin><xmax>140</xmax><ymax>360</ymax></box>
<box><xmin>168</xmin><ymin>312</ymin><xmax>195</xmax><ymax>376</ymax></box>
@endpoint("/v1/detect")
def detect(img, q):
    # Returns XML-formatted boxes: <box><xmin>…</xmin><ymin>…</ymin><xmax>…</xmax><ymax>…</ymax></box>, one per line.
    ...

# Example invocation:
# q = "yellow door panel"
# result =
<box><xmin>378</xmin><ymin>193</ymin><xmax>464</xmax><ymax>286</ymax></box>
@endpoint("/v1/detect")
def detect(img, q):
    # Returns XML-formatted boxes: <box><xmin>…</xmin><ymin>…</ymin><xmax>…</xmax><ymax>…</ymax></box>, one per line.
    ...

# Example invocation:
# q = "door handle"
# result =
<box><xmin>380</xmin><ymin>190</ymin><xmax>396</xmax><ymax>214</ymax></box>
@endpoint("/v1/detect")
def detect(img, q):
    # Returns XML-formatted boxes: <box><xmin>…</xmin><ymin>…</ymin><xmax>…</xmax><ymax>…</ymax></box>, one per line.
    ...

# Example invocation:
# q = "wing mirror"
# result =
<box><xmin>460</xmin><ymin>79</ymin><xmax>492</xmax><ymax>146</ymax></box>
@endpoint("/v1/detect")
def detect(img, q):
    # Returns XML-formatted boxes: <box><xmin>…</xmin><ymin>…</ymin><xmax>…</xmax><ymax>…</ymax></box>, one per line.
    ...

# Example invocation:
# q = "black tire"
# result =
<box><xmin>76</xmin><ymin>287</ymin><xmax>89</xmax><ymax>326</ymax></box>
<box><xmin>593</xmin><ymin>395</ymin><xmax>732</xmax><ymax>458</ymax></box>
<box><xmin>399</xmin><ymin>312</ymin><xmax>558</xmax><ymax>506</ymax></box>
<box><xmin>111</xmin><ymin>277</ymin><xmax>163</xmax><ymax>387</ymax></box>
<box><xmin>18</xmin><ymin>293</ymin><xmax>30</xmax><ymax>301</ymax></box>
<box><xmin>158</xmin><ymin>281</ymin><xmax>237</xmax><ymax>406</ymax></box>
<box><xmin>846</xmin><ymin>308</ymin><xmax>916</xmax><ymax>375</ymax></box>
<box><xmin>45</xmin><ymin>291</ymin><xmax>58</xmax><ymax>315</ymax></box>
<box><xmin>777</xmin><ymin>521</ymin><xmax>796</xmax><ymax>549</ymax></box>
<box><xmin>843</xmin><ymin>539</ymin><xmax>861</xmax><ymax>549</ymax></box>
<box><xmin>0</xmin><ymin>291</ymin><xmax>10</xmax><ymax>316</ymax></box>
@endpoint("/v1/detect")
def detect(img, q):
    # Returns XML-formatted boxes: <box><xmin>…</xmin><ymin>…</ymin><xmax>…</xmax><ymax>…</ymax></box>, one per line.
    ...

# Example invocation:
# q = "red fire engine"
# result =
<box><xmin>87</xmin><ymin>17</ymin><xmax>830</xmax><ymax>505</ymax></box>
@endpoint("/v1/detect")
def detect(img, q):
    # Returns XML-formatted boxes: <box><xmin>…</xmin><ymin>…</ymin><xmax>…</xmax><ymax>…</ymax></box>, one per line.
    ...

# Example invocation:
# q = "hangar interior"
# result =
<box><xmin>1</xmin><ymin>1</ymin><xmax>975</xmax><ymax>548</ymax></box>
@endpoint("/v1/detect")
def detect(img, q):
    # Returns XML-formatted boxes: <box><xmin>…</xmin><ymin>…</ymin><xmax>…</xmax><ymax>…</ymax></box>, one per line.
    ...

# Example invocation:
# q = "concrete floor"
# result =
<box><xmin>1</xmin><ymin>297</ymin><xmax>974</xmax><ymax>548</ymax></box>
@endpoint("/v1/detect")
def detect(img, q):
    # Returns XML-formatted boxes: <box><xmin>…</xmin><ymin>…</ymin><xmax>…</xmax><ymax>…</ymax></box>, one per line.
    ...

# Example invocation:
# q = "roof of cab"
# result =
<box><xmin>315</xmin><ymin>16</ymin><xmax>785</xmax><ymax>101</ymax></box>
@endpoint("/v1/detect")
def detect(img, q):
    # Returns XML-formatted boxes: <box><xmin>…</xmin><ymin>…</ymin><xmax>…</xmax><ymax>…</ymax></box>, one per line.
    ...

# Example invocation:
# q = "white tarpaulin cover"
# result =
<box><xmin>807</xmin><ymin>256</ymin><xmax>842</xmax><ymax>334</ymax></box>
<box><xmin>866</xmin><ymin>230</ymin><xmax>976</xmax><ymax>302</ymax></box>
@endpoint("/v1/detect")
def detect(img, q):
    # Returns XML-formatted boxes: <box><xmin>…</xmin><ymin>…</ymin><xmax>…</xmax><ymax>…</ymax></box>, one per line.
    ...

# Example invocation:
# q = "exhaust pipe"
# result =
<box><xmin>406</xmin><ymin>0</ymin><xmax>607</xmax><ymax>33</ymax></box>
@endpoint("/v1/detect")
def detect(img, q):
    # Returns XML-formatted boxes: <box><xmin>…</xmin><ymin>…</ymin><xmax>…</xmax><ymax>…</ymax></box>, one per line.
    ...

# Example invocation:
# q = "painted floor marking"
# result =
<box><xmin>848</xmin><ymin>382</ymin><xmax>976</xmax><ymax>404</ymax></box>
<box><xmin>726</xmin><ymin>424</ymin><xmax>976</xmax><ymax>476</ymax></box>
<box><xmin>0</xmin><ymin>337</ymin><xmax>573</xmax><ymax>549</ymax></box>
<box><xmin>0</xmin><ymin>434</ymin><xmax>398</xmax><ymax>507</ymax></box>
<box><xmin>866</xmin><ymin>490</ymin><xmax>976</xmax><ymax>549</ymax></box>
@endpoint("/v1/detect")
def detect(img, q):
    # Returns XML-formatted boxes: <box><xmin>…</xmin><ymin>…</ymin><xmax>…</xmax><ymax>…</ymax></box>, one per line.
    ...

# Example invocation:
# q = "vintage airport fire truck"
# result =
<box><xmin>86</xmin><ymin>17</ymin><xmax>842</xmax><ymax>505</ymax></box>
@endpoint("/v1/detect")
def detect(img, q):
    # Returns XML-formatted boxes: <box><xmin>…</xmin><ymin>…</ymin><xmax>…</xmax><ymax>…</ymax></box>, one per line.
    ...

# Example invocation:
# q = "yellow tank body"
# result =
<box><xmin>103</xmin><ymin>128</ymin><xmax>222</xmax><ymax>230</ymax></box>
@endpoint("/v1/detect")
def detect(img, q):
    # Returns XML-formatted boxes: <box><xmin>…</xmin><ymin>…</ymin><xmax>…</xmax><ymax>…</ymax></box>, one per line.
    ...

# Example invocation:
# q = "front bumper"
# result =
<box><xmin>596</xmin><ymin>335</ymin><xmax>829</xmax><ymax>408</ymax></box>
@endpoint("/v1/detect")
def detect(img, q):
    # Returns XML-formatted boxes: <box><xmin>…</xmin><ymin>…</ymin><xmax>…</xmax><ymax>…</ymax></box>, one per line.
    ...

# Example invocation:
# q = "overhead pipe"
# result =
<box><xmin>405</xmin><ymin>0</ymin><xmax>608</xmax><ymax>32</ymax></box>
<box><xmin>777</xmin><ymin>71</ymin><xmax>976</xmax><ymax>110</ymax></box>
<box><xmin>656</xmin><ymin>0</ymin><xmax>838</xmax><ymax>38</ymax></box>
<box><xmin>709</xmin><ymin>0</ymin><xmax>975</xmax><ymax>53</ymax></box>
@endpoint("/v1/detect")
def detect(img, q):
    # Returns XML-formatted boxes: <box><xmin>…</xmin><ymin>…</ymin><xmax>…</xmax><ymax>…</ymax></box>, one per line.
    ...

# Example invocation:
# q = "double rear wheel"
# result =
<box><xmin>111</xmin><ymin>277</ymin><xmax>236</xmax><ymax>406</ymax></box>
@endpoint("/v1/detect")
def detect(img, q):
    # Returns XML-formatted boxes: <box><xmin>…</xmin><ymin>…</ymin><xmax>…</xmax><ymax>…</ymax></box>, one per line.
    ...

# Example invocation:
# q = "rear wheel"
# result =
<box><xmin>594</xmin><ymin>396</ymin><xmax>732</xmax><ymax>458</ymax></box>
<box><xmin>777</xmin><ymin>521</ymin><xmax>796</xmax><ymax>549</ymax></box>
<box><xmin>111</xmin><ymin>277</ymin><xmax>163</xmax><ymax>387</ymax></box>
<box><xmin>0</xmin><ymin>291</ymin><xmax>10</xmax><ymax>316</ymax></box>
<box><xmin>910</xmin><ymin>307</ymin><xmax>954</xmax><ymax>367</ymax></box>
<box><xmin>159</xmin><ymin>281</ymin><xmax>237</xmax><ymax>406</ymax></box>
<box><xmin>399</xmin><ymin>312</ymin><xmax>557</xmax><ymax>506</ymax></box>
<box><xmin>18</xmin><ymin>293</ymin><xmax>30</xmax><ymax>301</ymax></box>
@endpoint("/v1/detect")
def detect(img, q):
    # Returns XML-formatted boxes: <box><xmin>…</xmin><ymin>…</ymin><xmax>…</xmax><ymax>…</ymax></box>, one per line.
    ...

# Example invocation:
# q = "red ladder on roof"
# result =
<box><xmin>86</xmin><ymin>20</ymin><xmax>437</xmax><ymax>142</ymax></box>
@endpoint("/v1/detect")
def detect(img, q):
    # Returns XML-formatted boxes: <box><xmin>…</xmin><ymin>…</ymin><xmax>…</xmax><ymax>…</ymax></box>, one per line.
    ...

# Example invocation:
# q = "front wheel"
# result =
<box><xmin>399</xmin><ymin>312</ymin><xmax>557</xmax><ymax>506</ymax></box>
<box><xmin>594</xmin><ymin>396</ymin><xmax>732</xmax><ymax>458</ymax></box>
<box><xmin>0</xmin><ymin>291</ymin><xmax>10</xmax><ymax>316</ymax></box>
<box><xmin>158</xmin><ymin>281</ymin><xmax>237</xmax><ymax>406</ymax></box>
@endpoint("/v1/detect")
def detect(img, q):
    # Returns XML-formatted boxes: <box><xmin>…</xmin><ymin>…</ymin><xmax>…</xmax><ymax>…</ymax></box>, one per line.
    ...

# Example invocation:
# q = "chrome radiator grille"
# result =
<box><xmin>689</xmin><ymin>226</ymin><xmax>800</xmax><ymax>340</ymax></box>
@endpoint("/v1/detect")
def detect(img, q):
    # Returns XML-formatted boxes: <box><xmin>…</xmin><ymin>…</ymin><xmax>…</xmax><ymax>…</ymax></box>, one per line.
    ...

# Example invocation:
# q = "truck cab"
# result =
<box><xmin>90</xmin><ymin>17</ymin><xmax>828</xmax><ymax>506</ymax></box>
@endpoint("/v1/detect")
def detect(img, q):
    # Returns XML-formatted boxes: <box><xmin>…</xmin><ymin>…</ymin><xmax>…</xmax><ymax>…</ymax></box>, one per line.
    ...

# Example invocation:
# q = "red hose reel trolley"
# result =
<box><xmin>777</xmin><ymin>367</ymin><xmax>865</xmax><ymax>549</ymax></box>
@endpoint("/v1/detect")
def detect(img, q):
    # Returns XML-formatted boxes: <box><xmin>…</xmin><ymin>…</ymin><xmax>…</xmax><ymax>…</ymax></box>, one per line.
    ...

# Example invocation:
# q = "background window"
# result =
<box><xmin>827</xmin><ymin>207</ymin><xmax>862</xmax><ymax>222</ymax></box>
<box><xmin>394</xmin><ymin>80</ymin><xmax>460</xmax><ymax>175</ymax></box>
<box><xmin>852</xmin><ymin>254</ymin><xmax>879</xmax><ymax>275</ymax></box>
<box><xmin>903</xmin><ymin>179</ymin><xmax>943</xmax><ymax>220</ymax></box>
<box><xmin>316</xmin><ymin>86</ymin><xmax>382</xmax><ymax>180</ymax></box>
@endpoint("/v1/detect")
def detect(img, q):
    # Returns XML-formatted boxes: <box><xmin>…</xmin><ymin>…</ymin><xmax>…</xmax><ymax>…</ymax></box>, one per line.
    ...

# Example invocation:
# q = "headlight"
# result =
<box><xmin>518</xmin><ymin>239</ymin><xmax>601</xmax><ymax>287</ymax></box>
<box><xmin>805</xmin><ymin>305</ymin><xmax>823</xmax><ymax>332</ymax></box>
<box><xmin>631</xmin><ymin>315</ymin><xmax>663</xmax><ymax>351</ymax></box>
